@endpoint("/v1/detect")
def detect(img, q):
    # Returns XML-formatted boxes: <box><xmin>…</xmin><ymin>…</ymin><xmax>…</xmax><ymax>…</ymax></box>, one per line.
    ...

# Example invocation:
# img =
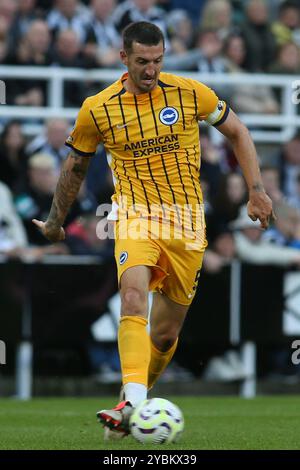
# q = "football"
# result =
<box><xmin>129</xmin><ymin>398</ymin><xmax>184</xmax><ymax>444</ymax></box>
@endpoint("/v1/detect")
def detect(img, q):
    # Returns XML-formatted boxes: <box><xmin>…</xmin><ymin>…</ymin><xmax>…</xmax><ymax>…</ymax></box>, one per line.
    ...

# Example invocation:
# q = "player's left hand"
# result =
<box><xmin>247</xmin><ymin>191</ymin><xmax>275</xmax><ymax>230</ymax></box>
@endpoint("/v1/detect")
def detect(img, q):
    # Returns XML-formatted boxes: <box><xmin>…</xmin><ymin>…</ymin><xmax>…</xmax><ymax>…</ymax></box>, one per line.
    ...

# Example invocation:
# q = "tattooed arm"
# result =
<box><xmin>32</xmin><ymin>150</ymin><xmax>91</xmax><ymax>242</ymax></box>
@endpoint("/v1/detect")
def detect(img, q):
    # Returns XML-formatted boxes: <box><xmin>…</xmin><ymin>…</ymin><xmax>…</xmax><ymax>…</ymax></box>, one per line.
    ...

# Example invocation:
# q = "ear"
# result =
<box><xmin>120</xmin><ymin>50</ymin><xmax>128</xmax><ymax>66</ymax></box>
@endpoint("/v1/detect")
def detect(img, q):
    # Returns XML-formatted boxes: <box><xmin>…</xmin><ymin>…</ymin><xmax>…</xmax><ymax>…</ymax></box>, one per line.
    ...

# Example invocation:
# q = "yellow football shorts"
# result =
<box><xmin>114</xmin><ymin>217</ymin><xmax>207</xmax><ymax>306</ymax></box>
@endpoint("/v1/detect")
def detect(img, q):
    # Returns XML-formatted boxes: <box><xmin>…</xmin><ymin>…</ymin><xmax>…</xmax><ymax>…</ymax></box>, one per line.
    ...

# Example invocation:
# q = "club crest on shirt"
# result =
<box><xmin>119</xmin><ymin>251</ymin><xmax>128</xmax><ymax>265</ymax></box>
<box><xmin>159</xmin><ymin>107</ymin><xmax>179</xmax><ymax>126</ymax></box>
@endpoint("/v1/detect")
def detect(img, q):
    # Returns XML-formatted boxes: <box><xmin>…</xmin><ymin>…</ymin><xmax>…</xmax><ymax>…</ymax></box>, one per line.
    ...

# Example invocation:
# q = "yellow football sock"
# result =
<box><xmin>118</xmin><ymin>315</ymin><xmax>150</xmax><ymax>386</ymax></box>
<box><xmin>148</xmin><ymin>338</ymin><xmax>178</xmax><ymax>389</ymax></box>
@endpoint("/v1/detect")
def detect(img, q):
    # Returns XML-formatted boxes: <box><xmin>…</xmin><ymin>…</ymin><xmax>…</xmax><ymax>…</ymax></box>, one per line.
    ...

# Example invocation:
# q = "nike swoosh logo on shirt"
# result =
<box><xmin>116</xmin><ymin>123</ymin><xmax>129</xmax><ymax>129</ymax></box>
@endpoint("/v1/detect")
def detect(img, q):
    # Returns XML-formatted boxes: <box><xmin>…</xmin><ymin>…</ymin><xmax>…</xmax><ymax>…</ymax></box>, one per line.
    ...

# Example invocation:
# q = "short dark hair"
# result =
<box><xmin>279</xmin><ymin>0</ymin><xmax>300</xmax><ymax>14</ymax></box>
<box><xmin>122</xmin><ymin>21</ymin><xmax>165</xmax><ymax>53</ymax></box>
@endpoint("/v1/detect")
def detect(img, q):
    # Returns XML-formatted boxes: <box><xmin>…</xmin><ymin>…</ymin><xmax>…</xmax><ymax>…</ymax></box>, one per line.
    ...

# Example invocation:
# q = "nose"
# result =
<box><xmin>145</xmin><ymin>65</ymin><xmax>155</xmax><ymax>77</ymax></box>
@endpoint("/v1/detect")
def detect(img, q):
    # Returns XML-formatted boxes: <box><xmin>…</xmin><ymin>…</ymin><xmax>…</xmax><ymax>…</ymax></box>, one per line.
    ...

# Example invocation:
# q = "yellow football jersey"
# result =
<box><xmin>66</xmin><ymin>72</ymin><xmax>228</xmax><ymax>230</ymax></box>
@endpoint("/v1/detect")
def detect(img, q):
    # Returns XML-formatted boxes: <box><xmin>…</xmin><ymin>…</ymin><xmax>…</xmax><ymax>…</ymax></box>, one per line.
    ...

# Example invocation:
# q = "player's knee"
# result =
<box><xmin>152</xmin><ymin>332</ymin><xmax>178</xmax><ymax>352</ymax></box>
<box><xmin>121</xmin><ymin>287</ymin><xmax>147</xmax><ymax>316</ymax></box>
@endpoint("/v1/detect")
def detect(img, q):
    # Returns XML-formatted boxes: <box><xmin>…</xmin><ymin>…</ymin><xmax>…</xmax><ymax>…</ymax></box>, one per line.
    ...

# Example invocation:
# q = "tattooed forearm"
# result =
<box><xmin>47</xmin><ymin>150</ymin><xmax>90</xmax><ymax>227</ymax></box>
<box><xmin>251</xmin><ymin>183</ymin><xmax>265</xmax><ymax>192</ymax></box>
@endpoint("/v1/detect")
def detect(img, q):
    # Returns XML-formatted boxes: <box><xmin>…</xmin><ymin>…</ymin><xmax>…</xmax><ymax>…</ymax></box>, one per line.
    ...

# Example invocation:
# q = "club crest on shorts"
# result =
<box><xmin>119</xmin><ymin>251</ymin><xmax>128</xmax><ymax>265</ymax></box>
<box><xmin>159</xmin><ymin>107</ymin><xmax>179</xmax><ymax>126</ymax></box>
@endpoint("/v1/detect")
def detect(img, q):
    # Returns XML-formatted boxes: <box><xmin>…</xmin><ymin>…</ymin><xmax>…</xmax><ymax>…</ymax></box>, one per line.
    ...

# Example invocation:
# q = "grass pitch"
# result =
<box><xmin>0</xmin><ymin>395</ymin><xmax>300</xmax><ymax>450</ymax></box>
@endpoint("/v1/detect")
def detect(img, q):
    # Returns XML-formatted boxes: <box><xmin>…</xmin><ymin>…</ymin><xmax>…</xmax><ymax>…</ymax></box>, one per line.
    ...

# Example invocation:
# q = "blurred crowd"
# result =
<box><xmin>0</xmin><ymin>0</ymin><xmax>300</xmax><ymax>268</ymax></box>
<box><xmin>0</xmin><ymin>0</ymin><xmax>300</xmax><ymax>106</ymax></box>
<box><xmin>2</xmin><ymin>117</ymin><xmax>300</xmax><ymax>276</ymax></box>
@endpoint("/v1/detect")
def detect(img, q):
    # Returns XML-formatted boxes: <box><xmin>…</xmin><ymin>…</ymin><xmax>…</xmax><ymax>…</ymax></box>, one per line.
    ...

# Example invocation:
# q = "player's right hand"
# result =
<box><xmin>32</xmin><ymin>219</ymin><xmax>65</xmax><ymax>243</ymax></box>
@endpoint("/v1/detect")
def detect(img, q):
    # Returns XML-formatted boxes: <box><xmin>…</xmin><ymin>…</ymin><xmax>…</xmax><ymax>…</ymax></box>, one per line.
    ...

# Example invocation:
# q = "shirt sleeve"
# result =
<box><xmin>65</xmin><ymin>98</ymin><xmax>102</xmax><ymax>156</ymax></box>
<box><xmin>193</xmin><ymin>80</ymin><xmax>229</xmax><ymax>126</ymax></box>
